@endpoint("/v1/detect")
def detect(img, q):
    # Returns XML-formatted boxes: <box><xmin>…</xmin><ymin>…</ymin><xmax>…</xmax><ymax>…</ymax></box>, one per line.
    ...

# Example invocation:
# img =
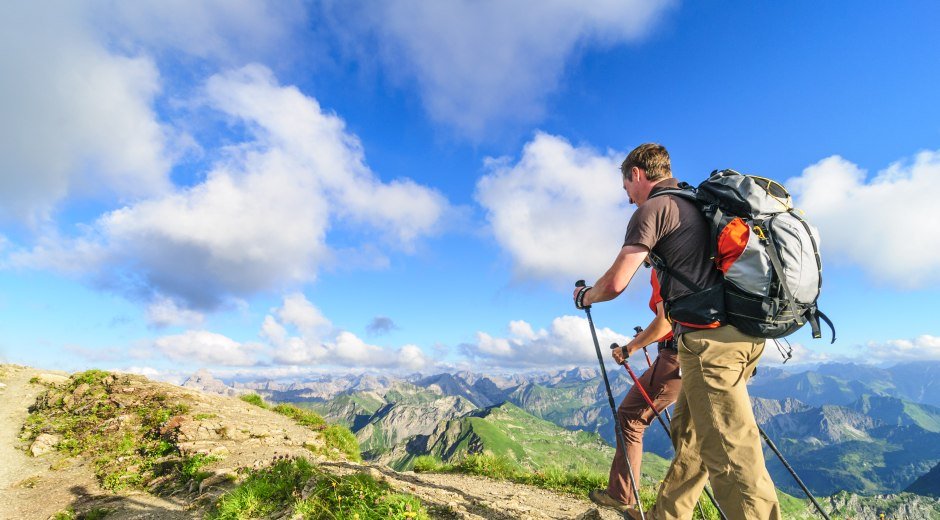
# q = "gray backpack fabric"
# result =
<box><xmin>649</xmin><ymin>169</ymin><xmax>835</xmax><ymax>342</ymax></box>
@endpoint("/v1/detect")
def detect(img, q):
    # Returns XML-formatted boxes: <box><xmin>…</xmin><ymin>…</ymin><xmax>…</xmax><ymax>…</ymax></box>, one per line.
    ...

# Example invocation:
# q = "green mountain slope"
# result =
<box><xmin>384</xmin><ymin>401</ymin><xmax>674</xmax><ymax>482</ymax></box>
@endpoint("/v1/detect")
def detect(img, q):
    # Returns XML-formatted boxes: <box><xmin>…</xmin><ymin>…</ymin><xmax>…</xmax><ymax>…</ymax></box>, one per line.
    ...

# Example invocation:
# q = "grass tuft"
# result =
<box><xmin>209</xmin><ymin>457</ymin><xmax>428</xmax><ymax>520</ymax></box>
<box><xmin>272</xmin><ymin>404</ymin><xmax>327</xmax><ymax>430</ymax></box>
<box><xmin>239</xmin><ymin>393</ymin><xmax>268</xmax><ymax>408</ymax></box>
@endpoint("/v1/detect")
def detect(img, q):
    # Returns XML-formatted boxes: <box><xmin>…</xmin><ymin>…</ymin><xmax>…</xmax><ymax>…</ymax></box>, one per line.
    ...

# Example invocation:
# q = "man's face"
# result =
<box><xmin>622</xmin><ymin>170</ymin><xmax>637</xmax><ymax>205</ymax></box>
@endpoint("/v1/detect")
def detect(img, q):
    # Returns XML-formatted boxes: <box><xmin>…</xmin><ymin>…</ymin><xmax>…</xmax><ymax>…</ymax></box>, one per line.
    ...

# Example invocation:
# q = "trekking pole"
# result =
<box><xmin>575</xmin><ymin>280</ymin><xmax>646</xmax><ymax>520</ymax></box>
<box><xmin>758</xmin><ymin>426</ymin><xmax>831</xmax><ymax>520</ymax></box>
<box><xmin>633</xmin><ymin>326</ymin><xmax>672</xmax><ymax>424</ymax></box>
<box><xmin>634</xmin><ymin>326</ymin><xmax>655</xmax><ymax>369</ymax></box>
<box><xmin>611</xmin><ymin>341</ymin><xmax>727</xmax><ymax>520</ymax></box>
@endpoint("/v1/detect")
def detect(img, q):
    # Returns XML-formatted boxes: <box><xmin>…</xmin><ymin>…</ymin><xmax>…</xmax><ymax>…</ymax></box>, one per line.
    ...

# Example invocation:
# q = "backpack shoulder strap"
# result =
<box><xmin>647</xmin><ymin>251</ymin><xmax>704</xmax><ymax>293</ymax></box>
<box><xmin>647</xmin><ymin>183</ymin><xmax>698</xmax><ymax>203</ymax></box>
<box><xmin>648</xmin><ymin>184</ymin><xmax>723</xmax><ymax>262</ymax></box>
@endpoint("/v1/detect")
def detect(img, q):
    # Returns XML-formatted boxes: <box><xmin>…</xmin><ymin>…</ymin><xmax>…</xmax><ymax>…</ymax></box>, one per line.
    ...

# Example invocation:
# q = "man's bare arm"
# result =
<box><xmin>580</xmin><ymin>245</ymin><xmax>649</xmax><ymax>306</ymax></box>
<box><xmin>612</xmin><ymin>301</ymin><xmax>671</xmax><ymax>364</ymax></box>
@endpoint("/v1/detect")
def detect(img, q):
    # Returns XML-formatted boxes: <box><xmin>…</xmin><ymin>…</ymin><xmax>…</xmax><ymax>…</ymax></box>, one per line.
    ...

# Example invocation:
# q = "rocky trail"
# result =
<box><xmin>324</xmin><ymin>461</ymin><xmax>623</xmax><ymax>520</ymax></box>
<box><xmin>0</xmin><ymin>365</ymin><xmax>624</xmax><ymax>520</ymax></box>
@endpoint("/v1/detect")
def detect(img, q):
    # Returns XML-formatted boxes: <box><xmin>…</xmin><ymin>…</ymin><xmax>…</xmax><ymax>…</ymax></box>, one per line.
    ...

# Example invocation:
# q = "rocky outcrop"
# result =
<box><xmin>751</xmin><ymin>396</ymin><xmax>811</xmax><ymax>424</ymax></box>
<box><xmin>357</xmin><ymin>395</ymin><xmax>476</xmax><ymax>457</ymax></box>
<box><xmin>182</xmin><ymin>369</ymin><xmax>240</xmax><ymax>397</ymax></box>
<box><xmin>825</xmin><ymin>491</ymin><xmax>940</xmax><ymax>520</ymax></box>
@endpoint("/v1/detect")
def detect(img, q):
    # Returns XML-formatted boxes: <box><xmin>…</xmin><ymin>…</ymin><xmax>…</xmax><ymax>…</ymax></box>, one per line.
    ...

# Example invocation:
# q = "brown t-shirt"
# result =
<box><xmin>623</xmin><ymin>178</ymin><xmax>722</xmax><ymax>304</ymax></box>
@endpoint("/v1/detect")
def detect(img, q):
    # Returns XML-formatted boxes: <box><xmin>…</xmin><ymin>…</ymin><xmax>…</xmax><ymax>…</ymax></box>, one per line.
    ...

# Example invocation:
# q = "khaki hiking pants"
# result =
<box><xmin>650</xmin><ymin>325</ymin><xmax>781</xmax><ymax>520</ymax></box>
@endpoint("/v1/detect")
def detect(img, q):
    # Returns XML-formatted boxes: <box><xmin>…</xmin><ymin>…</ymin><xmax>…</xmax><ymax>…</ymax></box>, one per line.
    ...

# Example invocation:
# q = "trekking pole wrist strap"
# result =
<box><xmin>575</xmin><ymin>286</ymin><xmax>592</xmax><ymax>309</ymax></box>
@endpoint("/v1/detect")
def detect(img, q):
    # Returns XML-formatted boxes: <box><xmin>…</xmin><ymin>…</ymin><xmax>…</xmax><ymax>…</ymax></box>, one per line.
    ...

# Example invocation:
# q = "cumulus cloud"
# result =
<box><xmin>264</xmin><ymin>293</ymin><xmax>431</xmax><ymax>371</ymax></box>
<box><xmin>0</xmin><ymin>1</ymin><xmax>307</xmax><ymax>225</ymax></box>
<box><xmin>787</xmin><ymin>151</ymin><xmax>940</xmax><ymax>286</ymax></box>
<box><xmin>866</xmin><ymin>335</ymin><xmax>940</xmax><ymax>362</ymax></box>
<box><xmin>153</xmin><ymin>330</ymin><xmax>261</xmax><ymax>367</ymax></box>
<box><xmin>460</xmin><ymin>315</ymin><xmax>633</xmax><ymax>368</ymax></box>
<box><xmin>13</xmin><ymin>65</ymin><xmax>450</xmax><ymax>309</ymax></box>
<box><xmin>476</xmin><ymin>133</ymin><xmax>632</xmax><ymax>282</ymax></box>
<box><xmin>322</xmin><ymin>0</ymin><xmax>675</xmax><ymax>136</ymax></box>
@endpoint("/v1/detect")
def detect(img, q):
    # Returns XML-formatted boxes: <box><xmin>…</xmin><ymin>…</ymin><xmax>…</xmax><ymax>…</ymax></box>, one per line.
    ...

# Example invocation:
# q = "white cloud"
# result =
<box><xmin>146</xmin><ymin>296</ymin><xmax>205</xmax><ymax>328</ymax></box>
<box><xmin>153</xmin><ymin>330</ymin><xmax>260</xmax><ymax>366</ymax></box>
<box><xmin>322</xmin><ymin>0</ymin><xmax>675</xmax><ymax>136</ymax></box>
<box><xmin>96</xmin><ymin>1</ymin><xmax>306</xmax><ymax>63</ymax></box>
<box><xmin>787</xmin><ymin>151</ymin><xmax>940</xmax><ymax>287</ymax></box>
<box><xmin>760</xmin><ymin>340</ymin><xmax>835</xmax><ymax>366</ymax></box>
<box><xmin>476</xmin><ymin>132</ymin><xmax>632</xmax><ymax>283</ymax></box>
<box><xmin>0</xmin><ymin>1</ymin><xmax>307</xmax><ymax>226</ymax></box>
<box><xmin>13</xmin><ymin>65</ymin><xmax>450</xmax><ymax>309</ymax></box>
<box><xmin>461</xmin><ymin>315</ymin><xmax>633</xmax><ymax>368</ymax></box>
<box><xmin>0</xmin><ymin>2</ymin><xmax>172</xmax><ymax>224</ymax></box>
<box><xmin>866</xmin><ymin>335</ymin><xmax>940</xmax><ymax>362</ymax></box>
<box><xmin>265</xmin><ymin>294</ymin><xmax>431</xmax><ymax>371</ymax></box>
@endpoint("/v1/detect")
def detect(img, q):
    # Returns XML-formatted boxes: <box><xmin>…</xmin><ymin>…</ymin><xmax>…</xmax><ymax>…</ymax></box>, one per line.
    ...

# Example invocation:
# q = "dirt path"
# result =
<box><xmin>0</xmin><ymin>365</ymin><xmax>200</xmax><ymax>520</ymax></box>
<box><xmin>323</xmin><ymin>461</ymin><xmax>625</xmax><ymax>520</ymax></box>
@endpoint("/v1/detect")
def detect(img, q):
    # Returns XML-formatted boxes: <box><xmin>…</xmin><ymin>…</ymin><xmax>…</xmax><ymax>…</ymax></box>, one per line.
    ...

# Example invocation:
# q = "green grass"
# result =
<box><xmin>272</xmin><ymin>404</ymin><xmax>327</xmax><ymax>429</ymax></box>
<box><xmin>209</xmin><ymin>457</ymin><xmax>428</xmax><ymax>520</ymax></box>
<box><xmin>307</xmin><ymin>424</ymin><xmax>362</xmax><ymax>462</ymax></box>
<box><xmin>52</xmin><ymin>507</ymin><xmax>111</xmax><ymax>520</ymax></box>
<box><xmin>180</xmin><ymin>453</ymin><xmax>220</xmax><ymax>482</ymax></box>
<box><xmin>239</xmin><ymin>393</ymin><xmax>268</xmax><ymax>408</ymax></box>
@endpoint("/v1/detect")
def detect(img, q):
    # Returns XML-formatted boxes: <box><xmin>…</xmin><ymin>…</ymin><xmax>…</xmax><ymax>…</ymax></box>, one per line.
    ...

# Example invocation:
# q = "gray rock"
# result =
<box><xmin>30</xmin><ymin>433</ymin><xmax>62</xmax><ymax>456</ymax></box>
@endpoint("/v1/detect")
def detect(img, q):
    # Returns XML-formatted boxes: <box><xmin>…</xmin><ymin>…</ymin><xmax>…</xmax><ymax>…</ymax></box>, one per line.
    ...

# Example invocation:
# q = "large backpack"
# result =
<box><xmin>648</xmin><ymin>169</ymin><xmax>835</xmax><ymax>342</ymax></box>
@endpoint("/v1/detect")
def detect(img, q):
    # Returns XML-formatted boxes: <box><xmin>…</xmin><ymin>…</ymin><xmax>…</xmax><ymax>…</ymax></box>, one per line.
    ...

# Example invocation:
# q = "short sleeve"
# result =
<box><xmin>623</xmin><ymin>198</ymin><xmax>675</xmax><ymax>251</ymax></box>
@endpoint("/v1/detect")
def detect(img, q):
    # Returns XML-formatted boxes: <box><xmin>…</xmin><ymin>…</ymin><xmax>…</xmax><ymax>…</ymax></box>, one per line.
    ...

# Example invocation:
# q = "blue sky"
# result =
<box><xmin>1</xmin><ymin>1</ymin><xmax>939</xmax><ymax>381</ymax></box>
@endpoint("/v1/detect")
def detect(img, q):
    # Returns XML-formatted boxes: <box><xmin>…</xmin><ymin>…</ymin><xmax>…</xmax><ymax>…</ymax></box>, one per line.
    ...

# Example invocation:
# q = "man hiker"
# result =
<box><xmin>572</xmin><ymin>143</ymin><xmax>780</xmax><ymax>519</ymax></box>
<box><xmin>589</xmin><ymin>270</ymin><xmax>681</xmax><ymax>513</ymax></box>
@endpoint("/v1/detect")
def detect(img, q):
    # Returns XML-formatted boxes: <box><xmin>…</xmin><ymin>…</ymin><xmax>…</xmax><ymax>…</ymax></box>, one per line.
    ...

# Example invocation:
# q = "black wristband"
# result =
<box><xmin>575</xmin><ymin>286</ymin><xmax>592</xmax><ymax>309</ymax></box>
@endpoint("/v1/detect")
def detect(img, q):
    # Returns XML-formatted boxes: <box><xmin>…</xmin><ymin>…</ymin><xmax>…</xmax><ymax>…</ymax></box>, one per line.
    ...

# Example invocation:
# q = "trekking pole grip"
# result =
<box><xmin>575</xmin><ymin>280</ymin><xmax>585</xmax><ymax>288</ymax></box>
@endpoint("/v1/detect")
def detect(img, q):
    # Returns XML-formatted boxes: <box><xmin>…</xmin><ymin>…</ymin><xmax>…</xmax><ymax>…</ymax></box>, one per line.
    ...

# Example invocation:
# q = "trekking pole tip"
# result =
<box><xmin>575</xmin><ymin>279</ymin><xmax>585</xmax><ymax>288</ymax></box>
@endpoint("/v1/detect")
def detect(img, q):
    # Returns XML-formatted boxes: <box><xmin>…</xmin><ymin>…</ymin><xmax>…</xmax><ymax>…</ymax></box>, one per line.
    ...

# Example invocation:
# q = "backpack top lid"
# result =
<box><xmin>697</xmin><ymin>169</ymin><xmax>792</xmax><ymax>219</ymax></box>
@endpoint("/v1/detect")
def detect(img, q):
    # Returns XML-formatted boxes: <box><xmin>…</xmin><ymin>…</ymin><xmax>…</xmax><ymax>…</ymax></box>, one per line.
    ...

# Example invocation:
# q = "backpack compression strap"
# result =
<box><xmin>759</xmin><ymin>217</ymin><xmax>804</xmax><ymax>328</ymax></box>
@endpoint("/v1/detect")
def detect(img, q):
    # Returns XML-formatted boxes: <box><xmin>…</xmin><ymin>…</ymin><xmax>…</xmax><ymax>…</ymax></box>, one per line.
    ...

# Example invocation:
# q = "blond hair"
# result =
<box><xmin>621</xmin><ymin>143</ymin><xmax>671</xmax><ymax>181</ymax></box>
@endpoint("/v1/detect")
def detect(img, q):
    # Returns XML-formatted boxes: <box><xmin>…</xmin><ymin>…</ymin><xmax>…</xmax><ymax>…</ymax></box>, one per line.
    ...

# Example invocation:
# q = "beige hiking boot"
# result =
<box><xmin>588</xmin><ymin>489</ymin><xmax>635</xmax><ymax>514</ymax></box>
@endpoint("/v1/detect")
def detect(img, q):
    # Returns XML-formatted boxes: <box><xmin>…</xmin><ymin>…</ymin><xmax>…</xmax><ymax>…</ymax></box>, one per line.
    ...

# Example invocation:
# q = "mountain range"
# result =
<box><xmin>186</xmin><ymin>360</ymin><xmax>940</xmax><ymax>499</ymax></box>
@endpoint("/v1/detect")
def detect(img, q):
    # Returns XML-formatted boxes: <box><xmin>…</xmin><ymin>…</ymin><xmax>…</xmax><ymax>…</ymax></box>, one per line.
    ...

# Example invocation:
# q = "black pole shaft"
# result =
<box><xmin>758</xmin><ymin>426</ymin><xmax>831</xmax><ymax>520</ymax></box>
<box><xmin>582</xmin><ymin>306</ymin><xmax>646</xmax><ymax>519</ymax></box>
